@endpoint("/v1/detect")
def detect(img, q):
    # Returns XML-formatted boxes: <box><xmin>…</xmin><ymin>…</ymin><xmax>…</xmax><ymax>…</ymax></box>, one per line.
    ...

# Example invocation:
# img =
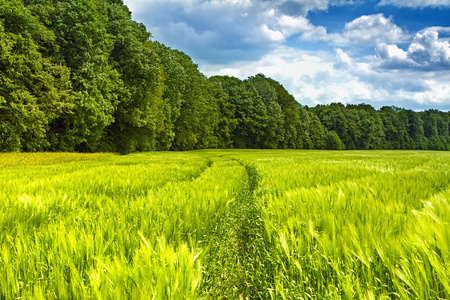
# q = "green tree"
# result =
<box><xmin>171</xmin><ymin>50</ymin><xmax>220</xmax><ymax>150</ymax></box>
<box><xmin>347</xmin><ymin>104</ymin><xmax>385</xmax><ymax>149</ymax></box>
<box><xmin>308</xmin><ymin>112</ymin><xmax>327</xmax><ymax>149</ymax></box>
<box><xmin>420</xmin><ymin>110</ymin><xmax>448</xmax><ymax>150</ymax></box>
<box><xmin>207</xmin><ymin>77</ymin><xmax>237</xmax><ymax>148</ymax></box>
<box><xmin>247</xmin><ymin>75</ymin><xmax>284</xmax><ymax>149</ymax></box>
<box><xmin>49</xmin><ymin>0</ymin><xmax>121</xmax><ymax>151</ymax></box>
<box><xmin>265</xmin><ymin>77</ymin><xmax>303</xmax><ymax>148</ymax></box>
<box><xmin>211</xmin><ymin>76</ymin><xmax>268</xmax><ymax>148</ymax></box>
<box><xmin>312</xmin><ymin>103</ymin><xmax>349</xmax><ymax>149</ymax></box>
<box><xmin>154</xmin><ymin>43</ymin><xmax>185</xmax><ymax>150</ymax></box>
<box><xmin>379</xmin><ymin>106</ymin><xmax>408</xmax><ymax>149</ymax></box>
<box><xmin>0</xmin><ymin>0</ymin><xmax>74</xmax><ymax>151</ymax></box>
<box><xmin>405</xmin><ymin>109</ymin><xmax>426</xmax><ymax>149</ymax></box>
<box><xmin>325</xmin><ymin>130</ymin><xmax>344</xmax><ymax>150</ymax></box>
<box><xmin>297</xmin><ymin>105</ymin><xmax>314</xmax><ymax>149</ymax></box>
<box><xmin>105</xmin><ymin>3</ymin><xmax>164</xmax><ymax>154</ymax></box>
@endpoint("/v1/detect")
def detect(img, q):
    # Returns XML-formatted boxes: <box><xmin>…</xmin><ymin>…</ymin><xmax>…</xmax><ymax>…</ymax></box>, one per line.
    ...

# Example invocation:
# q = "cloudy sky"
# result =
<box><xmin>123</xmin><ymin>0</ymin><xmax>450</xmax><ymax>111</ymax></box>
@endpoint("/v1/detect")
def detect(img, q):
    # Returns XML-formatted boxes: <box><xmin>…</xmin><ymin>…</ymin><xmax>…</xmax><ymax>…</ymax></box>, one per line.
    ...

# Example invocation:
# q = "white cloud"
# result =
<box><xmin>124</xmin><ymin>1</ymin><xmax>409</xmax><ymax>65</ymax></box>
<box><xmin>278</xmin><ymin>15</ymin><xmax>314</xmax><ymax>37</ymax></box>
<box><xmin>375</xmin><ymin>43</ymin><xmax>411</xmax><ymax>68</ymax></box>
<box><xmin>300</xmin><ymin>26</ymin><xmax>328</xmax><ymax>41</ymax></box>
<box><xmin>300</xmin><ymin>14</ymin><xmax>408</xmax><ymax>47</ymax></box>
<box><xmin>409</xmin><ymin>31</ymin><xmax>450</xmax><ymax>68</ymax></box>
<box><xmin>378</xmin><ymin>0</ymin><xmax>450</xmax><ymax>8</ymax></box>
<box><xmin>201</xmin><ymin>47</ymin><xmax>376</xmax><ymax>106</ymax></box>
<box><xmin>276</xmin><ymin>0</ymin><xmax>329</xmax><ymax>15</ymax></box>
<box><xmin>376</xmin><ymin>30</ymin><xmax>450</xmax><ymax>70</ymax></box>
<box><xmin>123</xmin><ymin>0</ymin><xmax>272</xmax><ymax>63</ymax></box>
<box><xmin>259</xmin><ymin>24</ymin><xmax>286</xmax><ymax>42</ymax></box>
<box><xmin>331</xmin><ymin>0</ymin><xmax>363</xmax><ymax>4</ymax></box>
<box><xmin>330</xmin><ymin>48</ymin><xmax>450</xmax><ymax>109</ymax></box>
<box><xmin>273</xmin><ymin>14</ymin><xmax>329</xmax><ymax>41</ymax></box>
<box><xmin>334</xmin><ymin>48</ymin><xmax>352</xmax><ymax>69</ymax></box>
<box><xmin>337</xmin><ymin>14</ymin><xmax>407</xmax><ymax>46</ymax></box>
<box><xmin>201</xmin><ymin>45</ymin><xmax>450</xmax><ymax>110</ymax></box>
<box><xmin>209</xmin><ymin>0</ymin><xmax>254</xmax><ymax>8</ymax></box>
<box><xmin>122</xmin><ymin>0</ymin><xmax>334</xmax><ymax>64</ymax></box>
<box><xmin>122</xmin><ymin>0</ymin><xmax>450</xmax><ymax>110</ymax></box>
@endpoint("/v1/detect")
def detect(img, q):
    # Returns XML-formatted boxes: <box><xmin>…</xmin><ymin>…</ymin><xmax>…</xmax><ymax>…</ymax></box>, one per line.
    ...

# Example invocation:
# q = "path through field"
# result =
<box><xmin>201</xmin><ymin>158</ymin><xmax>274</xmax><ymax>298</ymax></box>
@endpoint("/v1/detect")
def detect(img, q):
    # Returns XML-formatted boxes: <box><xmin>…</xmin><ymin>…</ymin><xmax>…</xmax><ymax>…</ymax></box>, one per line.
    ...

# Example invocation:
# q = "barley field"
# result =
<box><xmin>1</xmin><ymin>150</ymin><xmax>449</xmax><ymax>299</ymax></box>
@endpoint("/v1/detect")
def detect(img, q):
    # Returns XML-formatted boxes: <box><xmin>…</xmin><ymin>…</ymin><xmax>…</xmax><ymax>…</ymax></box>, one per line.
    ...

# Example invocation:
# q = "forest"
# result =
<box><xmin>1</xmin><ymin>0</ymin><xmax>450</xmax><ymax>154</ymax></box>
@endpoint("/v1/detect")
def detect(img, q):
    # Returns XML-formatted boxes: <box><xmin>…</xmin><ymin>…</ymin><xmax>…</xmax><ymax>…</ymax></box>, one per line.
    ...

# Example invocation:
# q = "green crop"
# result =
<box><xmin>1</xmin><ymin>150</ymin><xmax>449</xmax><ymax>299</ymax></box>
<box><xmin>0</xmin><ymin>152</ymin><xmax>246</xmax><ymax>299</ymax></box>
<box><xmin>229</xmin><ymin>150</ymin><xmax>450</xmax><ymax>299</ymax></box>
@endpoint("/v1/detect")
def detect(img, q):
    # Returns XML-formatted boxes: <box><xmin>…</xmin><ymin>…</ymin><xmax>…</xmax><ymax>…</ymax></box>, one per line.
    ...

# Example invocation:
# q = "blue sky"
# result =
<box><xmin>122</xmin><ymin>0</ymin><xmax>450</xmax><ymax>111</ymax></box>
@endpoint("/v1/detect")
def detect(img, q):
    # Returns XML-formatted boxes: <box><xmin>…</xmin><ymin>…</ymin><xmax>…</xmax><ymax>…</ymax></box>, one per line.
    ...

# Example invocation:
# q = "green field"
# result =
<box><xmin>1</xmin><ymin>151</ymin><xmax>449</xmax><ymax>299</ymax></box>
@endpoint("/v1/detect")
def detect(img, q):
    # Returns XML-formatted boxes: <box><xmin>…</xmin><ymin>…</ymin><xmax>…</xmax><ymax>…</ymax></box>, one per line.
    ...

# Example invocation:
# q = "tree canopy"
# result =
<box><xmin>1</xmin><ymin>0</ymin><xmax>449</xmax><ymax>153</ymax></box>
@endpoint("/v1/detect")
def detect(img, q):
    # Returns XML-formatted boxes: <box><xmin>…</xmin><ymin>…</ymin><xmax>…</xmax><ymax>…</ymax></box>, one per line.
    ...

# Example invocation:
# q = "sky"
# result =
<box><xmin>122</xmin><ymin>0</ymin><xmax>450</xmax><ymax>111</ymax></box>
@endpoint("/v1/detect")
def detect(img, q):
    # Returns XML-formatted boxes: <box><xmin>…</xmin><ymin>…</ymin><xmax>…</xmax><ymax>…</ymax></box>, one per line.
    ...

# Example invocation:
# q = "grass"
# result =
<box><xmin>0</xmin><ymin>152</ymin><xmax>246</xmax><ymax>299</ymax></box>
<box><xmin>228</xmin><ymin>150</ymin><xmax>450</xmax><ymax>299</ymax></box>
<box><xmin>0</xmin><ymin>152</ymin><xmax>114</xmax><ymax>168</ymax></box>
<box><xmin>1</xmin><ymin>150</ymin><xmax>449</xmax><ymax>299</ymax></box>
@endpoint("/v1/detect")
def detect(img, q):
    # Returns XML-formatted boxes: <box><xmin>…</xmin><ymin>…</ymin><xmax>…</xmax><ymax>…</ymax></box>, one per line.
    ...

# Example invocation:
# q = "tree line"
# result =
<box><xmin>1</xmin><ymin>0</ymin><xmax>449</xmax><ymax>153</ymax></box>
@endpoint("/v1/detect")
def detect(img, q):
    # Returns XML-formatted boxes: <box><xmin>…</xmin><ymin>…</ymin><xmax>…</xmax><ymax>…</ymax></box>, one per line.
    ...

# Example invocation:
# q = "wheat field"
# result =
<box><xmin>1</xmin><ymin>150</ymin><xmax>449</xmax><ymax>299</ymax></box>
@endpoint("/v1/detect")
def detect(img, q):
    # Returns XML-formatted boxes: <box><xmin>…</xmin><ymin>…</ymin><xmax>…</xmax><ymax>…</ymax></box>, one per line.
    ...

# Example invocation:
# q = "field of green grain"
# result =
<box><xmin>1</xmin><ymin>150</ymin><xmax>449</xmax><ymax>299</ymax></box>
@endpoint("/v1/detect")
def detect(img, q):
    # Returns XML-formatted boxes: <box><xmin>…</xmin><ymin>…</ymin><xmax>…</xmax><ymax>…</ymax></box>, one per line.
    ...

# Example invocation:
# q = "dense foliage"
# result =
<box><xmin>1</xmin><ymin>0</ymin><xmax>449</xmax><ymax>153</ymax></box>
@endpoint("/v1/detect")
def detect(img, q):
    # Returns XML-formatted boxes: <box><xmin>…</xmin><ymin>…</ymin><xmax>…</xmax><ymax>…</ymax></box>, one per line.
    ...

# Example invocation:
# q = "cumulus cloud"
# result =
<box><xmin>124</xmin><ymin>1</ymin><xmax>407</xmax><ymax>64</ymax></box>
<box><xmin>334</xmin><ymin>48</ymin><xmax>352</xmax><ymax>69</ymax></box>
<box><xmin>378</xmin><ymin>0</ymin><xmax>450</xmax><ymax>8</ymax></box>
<box><xmin>375</xmin><ymin>44</ymin><xmax>410</xmax><ymax>68</ymax></box>
<box><xmin>201</xmin><ymin>46</ymin><xmax>357</xmax><ymax>105</ymax></box>
<box><xmin>201</xmin><ymin>45</ymin><xmax>450</xmax><ymax>110</ymax></box>
<box><xmin>123</xmin><ymin>0</ymin><xmax>333</xmax><ymax>64</ymax></box>
<box><xmin>327</xmin><ymin>48</ymin><xmax>449</xmax><ymax>109</ymax></box>
<box><xmin>340</xmin><ymin>14</ymin><xmax>406</xmax><ymax>45</ymax></box>
<box><xmin>278</xmin><ymin>15</ymin><xmax>314</xmax><ymax>37</ymax></box>
<box><xmin>277</xmin><ymin>0</ymin><xmax>329</xmax><ymax>16</ymax></box>
<box><xmin>272</xmin><ymin>13</ymin><xmax>329</xmax><ymax>42</ymax></box>
<box><xmin>376</xmin><ymin>30</ymin><xmax>450</xmax><ymax>70</ymax></box>
<box><xmin>427</xmin><ymin>26</ymin><xmax>450</xmax><ymax>33</ymax></box>
<box><xmin>123</xmin><ymin>0</ymin><xmax>450</xmax><ymax>110</ymax></box>
<box><xmin>409</xmin><ymin>31</ymin><xmax>450</xmax><ymax>68</ymax></box>
<box><xmin>331</xmin><ymin>0</ymin><xmax>364</xmax><ymax>5</ymax></box>
<box><xmin>259</xmin><ymin>24</ymin><xmax>286</xmax><ymax>43</ymax></box>
<box><xmin>333</xmin><ymin>49</ymin><xmax>431</xmax><ymax>93</ymax></box>
<box><xmin>300</xmin><ymin>13</ymin><xmax>408</xmax><ymax>48</ymax></box>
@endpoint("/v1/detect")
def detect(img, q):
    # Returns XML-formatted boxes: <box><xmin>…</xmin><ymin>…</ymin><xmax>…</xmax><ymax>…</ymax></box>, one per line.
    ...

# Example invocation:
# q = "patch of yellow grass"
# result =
<box><xmin>0</xmin><ymin>152</ymin><xmax>114</xmax><ymax>168</ymax></box>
